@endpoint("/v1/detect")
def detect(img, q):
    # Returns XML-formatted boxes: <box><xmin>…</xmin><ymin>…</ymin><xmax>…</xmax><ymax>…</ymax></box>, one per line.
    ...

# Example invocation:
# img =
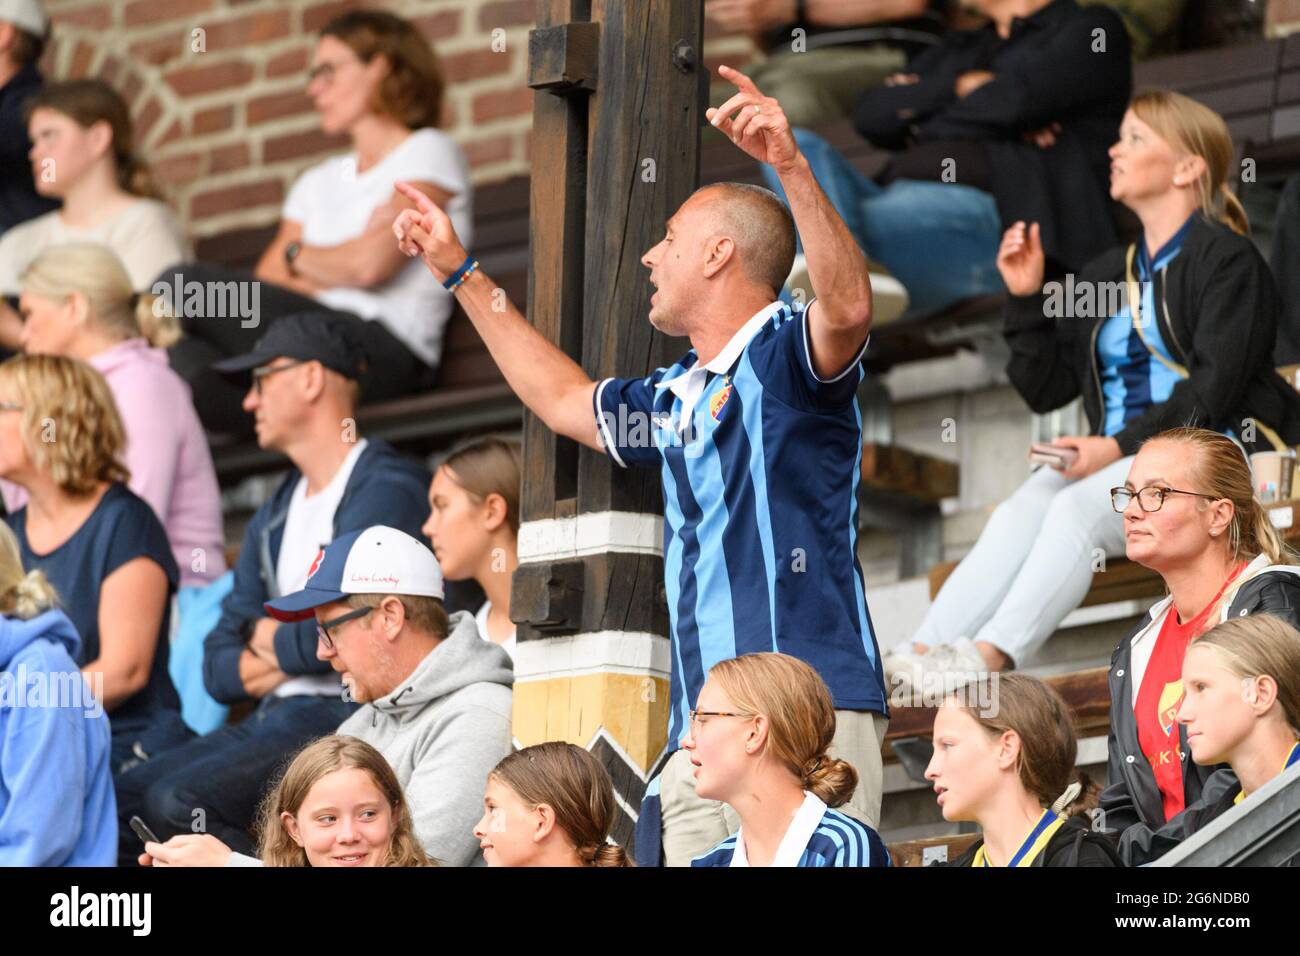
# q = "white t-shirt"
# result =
<box><xmin>282</xmin><ymin>127</ymin><xmax>473</xmax><ymax>367</ymax></box>
<box><xmin>476</xmin><ymin>600</ymin><xmax>516</xmax><ymax>661</ymax></box>
<box><xmin>272</xmin><ymin>439</ymin><xmax>368</xmax><ymax>698</ymax></box>
<box><xmin>0</xmin><ymin>198</ymin><xmax>191</xmax><ymax>295</ymax></box>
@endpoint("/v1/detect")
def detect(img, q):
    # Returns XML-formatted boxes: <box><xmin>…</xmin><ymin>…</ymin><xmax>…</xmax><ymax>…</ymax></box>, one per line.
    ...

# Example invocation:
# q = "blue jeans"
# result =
<box><xmin>760</xmin><ymin>127</ymin><xmax>1005</xmax><ymax>319</ymax></box>
<box><xmin>115</xmin><ymin>694</ymin><xmax>357</xmax><ymax>864</ymax></box>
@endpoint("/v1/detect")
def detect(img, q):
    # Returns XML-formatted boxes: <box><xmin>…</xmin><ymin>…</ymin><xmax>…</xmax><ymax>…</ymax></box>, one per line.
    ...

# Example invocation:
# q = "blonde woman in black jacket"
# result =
<box><xmin>889</xmin><ymin>90</ymin><xmax>1300</xmax><ymax>691</ymax></box>
<box><xmin>1098</xmin><ymin>428</ymin><xmax>1300</xmax><ymax>857</ymax></box>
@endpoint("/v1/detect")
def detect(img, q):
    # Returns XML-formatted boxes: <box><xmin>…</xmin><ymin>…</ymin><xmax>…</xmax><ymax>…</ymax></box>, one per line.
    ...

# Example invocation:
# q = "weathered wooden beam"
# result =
<box><xmin>528</xmin><ymin>21</ymin><xmax>600</xmax><ymax>94</ymax></box>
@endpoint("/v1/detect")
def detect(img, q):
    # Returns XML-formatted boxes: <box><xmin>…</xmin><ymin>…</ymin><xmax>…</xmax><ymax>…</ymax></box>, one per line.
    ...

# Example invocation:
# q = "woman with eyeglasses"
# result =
<box><xmin>686</xmin><ymin>652</ymin><xmax>890</xmax><ymax>867</ymax></box>
<box><xmin>165</xmin><ymin>10</ymin><xmax>473</xmax><ymax>435</ymax></box>
<box><xmin>887</xmin><ymin>91</ymin><xmax>1300</xmax><ymax>689</ymax></box>
<box><xmin>1098</xmin><ymin>426</ymin><xmax>1300</xmax><ymax>848</ymax></box>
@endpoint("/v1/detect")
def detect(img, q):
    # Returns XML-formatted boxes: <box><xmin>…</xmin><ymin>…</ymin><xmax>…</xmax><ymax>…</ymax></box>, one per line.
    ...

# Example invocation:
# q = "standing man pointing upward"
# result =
<box><xmin>394</xmin><ymin>65</ymin><xmax>888</xmax><ymax>866</ymax></box>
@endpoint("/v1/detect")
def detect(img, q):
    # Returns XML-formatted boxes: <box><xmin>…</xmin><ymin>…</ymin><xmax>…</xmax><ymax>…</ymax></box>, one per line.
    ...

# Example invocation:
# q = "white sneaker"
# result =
<box><xmin>785</xmin><ymin>254</ymin><xmax>910</xmax><ymax>326</ymax></box>
<box><xmin>885</xmin><ymin>638</ymin><xmax>990</xmax><ymax>701</ymax></box>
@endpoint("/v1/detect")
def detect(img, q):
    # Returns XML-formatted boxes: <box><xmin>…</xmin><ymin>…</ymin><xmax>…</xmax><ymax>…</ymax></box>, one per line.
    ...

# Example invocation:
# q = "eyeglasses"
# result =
<box><xmin>0</xmin><ymin>402</ymin><xmax>23</xmax><ymax>412</ymax></box>
<box><xmin>1110</xmin><ymin>485</ymin><xmax>1222</xmax><ymax>513</ymax></box>
<box><xmin>307</xmin><ymin>57</ymin><xmax>358</xmax><ymax>85</ymax></box>
<box><xmin>251</xmin><ymin>359</ymin><xmax>306</xmax><ymax>395</ymax></box>
<box><xmin>688</xmin><ymin>709</ymin><xmax>755</xmax><ymax>731</ymax></box>
<box><xmin>316</xmin><ymin>605</ymin><xmax>373</xmax><ymax>650</ymax></box>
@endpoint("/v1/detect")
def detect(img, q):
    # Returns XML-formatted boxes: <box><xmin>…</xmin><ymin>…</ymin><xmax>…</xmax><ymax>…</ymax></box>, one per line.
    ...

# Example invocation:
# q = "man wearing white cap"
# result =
<box><xmin>141</xmin><ymin>526</ymin><xmax>514</xmax><ymax>868</ymax></box>
<box><xmin>0</xmin><ymin>0</ymin><xmax>57</xmax><ymax>236</ymax></box>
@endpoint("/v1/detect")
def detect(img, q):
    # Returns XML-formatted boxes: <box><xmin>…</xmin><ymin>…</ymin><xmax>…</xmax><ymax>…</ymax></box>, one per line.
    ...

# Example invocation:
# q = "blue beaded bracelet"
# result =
<box><xmin>442</xmin><ymin>255</ymin><xmax>478</xmax><ymax>291</ymax></box>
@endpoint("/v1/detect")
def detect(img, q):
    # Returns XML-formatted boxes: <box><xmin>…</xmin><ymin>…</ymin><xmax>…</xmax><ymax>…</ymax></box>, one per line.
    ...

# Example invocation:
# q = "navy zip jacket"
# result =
<box><xmin>203</xmin><ymin>438</ymin><xmax>433</xmax><ymax>704</ymax></box>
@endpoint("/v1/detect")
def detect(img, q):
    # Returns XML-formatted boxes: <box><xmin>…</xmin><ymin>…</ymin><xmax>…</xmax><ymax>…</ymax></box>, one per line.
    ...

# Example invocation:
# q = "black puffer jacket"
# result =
<box><xmin>1099</xmin><ymin>558</ymin><xmax>1300</xmax><ymax>850</ymax></box>
<box><xmin>943</xmin><ymin>817</ymin><xmax>1125</xmax><ymax>867</ymax></box>
<box><xmin>1004</xmin><ymin>217</ymin><xmax>1300</xmax><ymax>457</ymax></box>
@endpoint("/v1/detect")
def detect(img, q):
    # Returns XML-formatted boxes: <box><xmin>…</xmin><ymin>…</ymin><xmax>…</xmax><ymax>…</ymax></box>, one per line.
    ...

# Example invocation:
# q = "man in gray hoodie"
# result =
<box><xmin>143</xmin><ymin>525</ymin><xmax>513</xmax><ymax>868</ymax></box>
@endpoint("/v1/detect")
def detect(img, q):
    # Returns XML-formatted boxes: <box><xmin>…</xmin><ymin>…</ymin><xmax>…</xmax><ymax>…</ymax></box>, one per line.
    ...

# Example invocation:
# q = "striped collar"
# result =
<box><xmin>729</xmin><ymin>790</ymin><xmax>826</xmax><ymax>868</ymax></box>
<box><xmin>972</xmin><ymin>809</ymin><xmax>1066</xmax><ymax>867</ymax></box>
<box><xmin>655</xmin><ymin>300</ymin><xmax>788</xmax><ymax>406</ymax></box>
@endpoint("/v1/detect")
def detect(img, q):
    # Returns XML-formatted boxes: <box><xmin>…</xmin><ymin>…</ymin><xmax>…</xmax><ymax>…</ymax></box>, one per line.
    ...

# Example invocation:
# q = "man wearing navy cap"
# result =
<box><xmin>114</xmin><ymin>312</ymin><xmax>440</xmax><ymax>864</ymax></box>
<box><xmin>141</xmin><ymin>527</ymin><xmax>513</xmax><ymax>869</ymax></box>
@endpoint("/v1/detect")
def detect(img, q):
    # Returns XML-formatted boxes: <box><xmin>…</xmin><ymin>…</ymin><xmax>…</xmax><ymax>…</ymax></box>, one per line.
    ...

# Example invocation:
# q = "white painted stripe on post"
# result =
<box><xmin>517</xmin><ymin>511</ymin><xmax>663</xmax><ymax>562</ymax></box>
<box><xmin>513</xmin><ymin>631</ymin><xmax>672</xmax><ymax>681</ymax></box>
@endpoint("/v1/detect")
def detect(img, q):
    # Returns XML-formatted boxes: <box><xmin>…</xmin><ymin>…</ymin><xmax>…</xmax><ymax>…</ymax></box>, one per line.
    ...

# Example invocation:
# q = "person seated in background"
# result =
<box><xmin>423</xmin><ymin>436</ymin><xmax>521</xmax><ymax>659</ymax></box>
<box><xmin>140</xmin><ymin>527</ymin><xmax>513</xmax><ymax>867</ymax></box>
<box><xmin>1079</xmin><ymin>0</ymin><xmax>1187</xmax><ymax>60</ymax></box>
<box><xmin>704</xmin><ymin>0</ymin><xmax>944</xmax><ymax>128</ymax></box>
<box><xmin>926</xmin><ymin>672</ymin><xmax>1123</xmax><ymax>866</ymax></box>
<box><xmin>474</xmin><ymin>742</ymin><xmax>632</xmax><ymax>867</ymax></box>
<box><xmin>0</xmin><ymin>521</ymin><xmax>116</xmax><ymax>866</ymax></box>
<box><xmin>1118</xmin><ymin>613</ymin><xmax>1300</xmax><ymax>865</ymax></box>
<box><xmin>167</xmin><ymin>9</ymin><xmax>472</xmax><ymax>436</ymax></box>
<box><xmin>4</xmin><ymin>244</ymin><xmax>224</xmax><ymax>589</ymax></box>
<box><xmin>1093</xmin><ymin>428</ymin><xmax>1300</xmax><ymax>849</ymax></box>
<box><xmin>112</xmin><ymin>313</ymin><xmax>435</xmax><ymax>862</ymax></box>
<box><xmin>688</xmin><ymin>652</ymin><xmax>891</xmax><ymax>867</ymax></box>
<box><xmin>0</xmin><ymin>79</ymin><xmax>190</xmax><ymax>350</ymax></box>
<box><xmin>0</xmin><ymin>0</ymin><xmax>58</xmax><ymax>238</ymax></box>
<box><xmin>760</xmin><ymin>0</ymin><xmax>1131</xmax><ymax>320</ymax></box>
<box><xmin>0</xmin><ymin>354</ymin><xmax>190</xmax><ymax>773</ymax></box>
<box><xmin>890</xmin><ymin>91</ymin><xmax>1300</xmax><ymax>685</ymax></box>
<box><xmin>143</xmin><ymin>735</ymin><xmax>433</xmax><ymax>867</ymax></box>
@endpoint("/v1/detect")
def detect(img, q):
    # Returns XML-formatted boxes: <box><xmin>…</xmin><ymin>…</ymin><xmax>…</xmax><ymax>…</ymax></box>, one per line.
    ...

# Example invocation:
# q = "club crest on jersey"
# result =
<box><xmin>1158</xmin><ymin>680</ymin><xmax>1184</xmax><ymax>736</ymax></box>
<box><xmin>710</xmin><ymin>379</ymin><xmax>733</xmax><ymax>421</ymax></box>
<box><xmin>306</xmin><ymin>548</ymin><xmax>326</xmax><ymax>581</ymax></box>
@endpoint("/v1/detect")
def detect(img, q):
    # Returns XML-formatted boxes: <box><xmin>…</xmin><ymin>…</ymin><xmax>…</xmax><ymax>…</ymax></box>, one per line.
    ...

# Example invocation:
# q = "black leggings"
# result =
<box><xmin>159</xmin><ymin>262</ymin><xmax>437</xmax><ymax>436</ymax></box>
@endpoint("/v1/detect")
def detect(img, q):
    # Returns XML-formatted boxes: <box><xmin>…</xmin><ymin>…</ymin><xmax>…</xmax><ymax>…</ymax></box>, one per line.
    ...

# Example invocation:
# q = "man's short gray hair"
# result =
<box><xmin>693</xmin><ymin>182</ymin><xmax>796</xmax><ymax>295</ymax></box>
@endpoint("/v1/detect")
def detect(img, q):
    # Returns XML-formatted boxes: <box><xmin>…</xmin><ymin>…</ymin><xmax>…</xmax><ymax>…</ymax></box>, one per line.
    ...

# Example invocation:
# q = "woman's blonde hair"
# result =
<box><xmin>19</xmin><ymin>243</ymin><xmax>179</xmax><ymax>348</ymax></box>
<box><xmin>0</xmin><ymin>522</ymin><xmax>59</xmax><ymax>620</ymax></box>
<box><xmin>489</xmin><ymin>742</ymin><xmax>632</xmax><ymax>867</ymax></box>
<box><xmin>0</xmin><ymin>354</ymin><xmax>129</xmax><ymax>495</ymax></box>
<box><xmin>439</xmin><ymin>436</ymin><xmax>523</xmax><ymax>535</ymax></box>
<box><xmin>1131</xmin><ymin>89</ymin><xmax>1249</xmax><ymax>236</ymax></box>
<box><xmin>1192</xmin><ymin>614</ymin><xmax>1300</xmax><ymax>740</ymax></box>
<box><xmin>25</xmin><ymin>80</ymin><xmax>159</xmax><ymax>199</ymax></box>
<box><xmin>708</xmin><ymin>652</ymin><xmax>858</xmax><ymax>807</ymax></box>
<box><xmin>950</xmin><ymin>672</ymin><xmax>1087</xmax><ymax>814</ymax></box>
<box><xmin>256</xmin><ymin>735</ymin><xmax>433</xmax><ymax>867</ymax></box>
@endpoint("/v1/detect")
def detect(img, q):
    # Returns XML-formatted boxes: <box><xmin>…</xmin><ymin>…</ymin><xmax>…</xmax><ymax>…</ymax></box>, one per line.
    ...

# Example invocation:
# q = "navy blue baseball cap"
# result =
<box><xmin>212</xmin><ymin>311</ymin><xmax>368</xmax><ymax>381</ymax></box>
<box><xmin>265</xmin><ymin>526</ymin><xmax>445</xmax><ymax>622</ymax></box>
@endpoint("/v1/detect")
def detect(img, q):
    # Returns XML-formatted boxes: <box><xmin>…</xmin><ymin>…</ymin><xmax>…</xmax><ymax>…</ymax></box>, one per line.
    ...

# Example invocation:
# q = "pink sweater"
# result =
<box><xmin>2</xmin><ymin>339</ymin><xmax>226</xmax><ymax>587</ymax></box>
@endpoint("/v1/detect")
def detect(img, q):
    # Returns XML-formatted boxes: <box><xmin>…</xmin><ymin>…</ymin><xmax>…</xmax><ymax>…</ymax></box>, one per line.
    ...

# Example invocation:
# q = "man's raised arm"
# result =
<box><xmin>393</xmin><ymin>181</ymin><xmax>602</xmax><ymax>450</ymax></box>
<box><xmin>709</xmin><ymin>65</ymin><xmax>873</xmax><ymax>380</ymax></box>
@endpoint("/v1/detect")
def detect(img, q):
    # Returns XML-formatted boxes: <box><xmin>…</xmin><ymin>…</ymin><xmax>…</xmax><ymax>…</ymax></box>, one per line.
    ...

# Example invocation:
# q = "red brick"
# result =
<box><xmin>303</xmin><ymin>0</ymin><xmax>360</xmax><ymax>34</ymax></box>
<box><xmin>440</xmin><ymin>99</ymin><xmax>458</xmax><ymax>129</ymax></box>
<box><xmin>463</xmin><ymin>134</ymin><xmax>513</xmax><ymax>168</ymax></box>
<box><xmin>191</xmin><ymin>179</ymin><xmax>284</xmax><ymax>219</ymax></box>
<box><xmin>192</xmin><ymin>105</ymin><xmax>234</xmax><ymax>135</ymax></box>
<box><xmin>263</xmin><ymin>128</ymin><xmax>348</xmax><ymax>163</ymax></box>
<box><xmin>441</xmin><ymin>48</ymin><xmax>513</xmax><ymax>83</ymax></box>
<box><xmin>165</xmin><ymin>60</ymin><xmax>255</xmax><ymax>97</ymax></box>
<box><xmin>157</xmin><ymin>120</ymin><xmax>184</xmax><ymax>148</ymax></box>
<box><xmin>479</xmin><ymin>0</ymin><xmax>534</xmax><ymax>30</ymax></box>
<box><xmin>124</xmin><ymin>0</ymin><xmax>213</xmax><ymax>27</ymax></box>
<box><xmin>69</xmin><ymin>41</ymin><xmax>96</xmax><ymax>79</ymax></box>
<box><xmin>472</xmin><ymin>87</ymin><xmax>532</xmax><ymax>124</ymax></box>
<box><xmin>247</xmin><ymin>90</ymin><xmax>314</xmax><ymax>125</ymax></box>
<box><xmin>51</xmin><ymin>4</ymin><xmax>113</xmax><ymax>30</ymax></box>
<box><xmin>135</xmin><ymin>96</ymin><xmax>163</xmax><ymax>141</ymax></box>
<box><xmin>99</xmin><ymin>56</ymin><xmax>123</xmax><ymax>86</ymax></box>
<box><xmin>154</xmin><ymin>151</ymin><xmax>204</xmax><ymax>186</ymax></box>
<box><xmin>211</xmin><ymin>143</ymin><xmax>252</xmax><ymax>173</ymax></box>
<box><xmin>121</xmin><ymin>72</ymin><xmax>143</xmax><ymax>105</ymax></box>
<box><xmin>201</xmin><ymin>9</ymin><xmax>292</xmax><ymax>49</ymax></box>
<box><xmin>129</xmin><ymin>31</ymin><xmax>187</xmax><ymax>67</ymax></box>
<box><xmin>413</xmin><ymin>10</ymin><xmax>462</xmax><ymax>41</ymax></box>
<box><xmin>266</xmin><ymin>47</ymin><xmax>311</xmax><ymax>79</ymax></box>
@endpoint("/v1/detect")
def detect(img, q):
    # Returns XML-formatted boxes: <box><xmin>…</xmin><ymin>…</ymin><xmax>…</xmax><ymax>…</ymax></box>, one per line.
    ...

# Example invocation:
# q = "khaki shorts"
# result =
<box><xmin>659</xmin><ymin>709</ymin><xmax>888</xmax><ymax>867</ymax></box>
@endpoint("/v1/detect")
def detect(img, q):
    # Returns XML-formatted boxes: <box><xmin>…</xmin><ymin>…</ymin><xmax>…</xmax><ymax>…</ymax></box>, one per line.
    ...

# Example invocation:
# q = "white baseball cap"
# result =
<box><xmin>264</xmin><ymin>526</ymin><xmax>445</xmax><ymax>622</ymax></box>
<box><xmin>0</xmin><ymin>0</ymin><xmax>48</xmax><ymax>36</ymax></box>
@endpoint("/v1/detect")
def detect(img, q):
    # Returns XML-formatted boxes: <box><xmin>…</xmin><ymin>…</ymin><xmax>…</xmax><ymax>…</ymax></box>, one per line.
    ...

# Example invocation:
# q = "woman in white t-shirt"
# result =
<box><xmin>421</xmin><ymin>437</ymin><xmax>520</xmax><ymax>660</ymax></box>
<box><xmin>170</xmin><ymin>10</ymin><xmax>473</xmax><ymax>435</ymax></box>
<box><xmin>0</xmin><ymin>80</ymin><xmax>191</xmax><ymax>350</ymax></box>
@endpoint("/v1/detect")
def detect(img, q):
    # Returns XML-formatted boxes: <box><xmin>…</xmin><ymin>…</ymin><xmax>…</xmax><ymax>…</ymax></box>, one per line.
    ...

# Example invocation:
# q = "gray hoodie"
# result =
<box><xmin>338</xmin><ymin>610</ymin><xmax>513</xmax><ymax>867</ymax></box>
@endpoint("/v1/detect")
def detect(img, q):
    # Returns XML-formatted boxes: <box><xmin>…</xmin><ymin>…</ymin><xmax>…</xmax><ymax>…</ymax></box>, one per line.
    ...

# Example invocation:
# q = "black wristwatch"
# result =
<box><xmin>284</xmin><ymin>240</ymin><xmax>303</xmax><ymax>276</ymax></box>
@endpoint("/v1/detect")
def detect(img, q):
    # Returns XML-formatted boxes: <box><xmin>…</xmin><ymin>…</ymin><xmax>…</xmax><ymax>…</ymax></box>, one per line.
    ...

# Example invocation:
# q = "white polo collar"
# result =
<box><xmin>729</xmin><ymin>790</ymin><xmax>827</xmax><ymax>868</ymax></box>
<box><xmin>654</xmin><ymin>301</ymin><xmax>785</xmax><ymax>406</ymax></box>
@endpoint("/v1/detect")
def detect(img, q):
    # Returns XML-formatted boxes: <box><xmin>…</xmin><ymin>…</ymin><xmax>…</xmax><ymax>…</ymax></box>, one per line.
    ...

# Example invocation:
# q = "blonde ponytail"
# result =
<box><xmin>1219</xmin><ymin>184</ymin><xmax>1250</xmax><ymax>237</ymax></box>
<box><xmin>0</xmin><ymin>524</ymin><xmax>59</xmax><ymax>620</ymax></box>
<box><xmin>136</xmin><ymin>292</ymin><xmax>180</xmax><ymax>348</ymax></box>
<box><xmin>803</xmin><ymin>754</ymin><xmax>859</xmax><ymax>808</ymax></box>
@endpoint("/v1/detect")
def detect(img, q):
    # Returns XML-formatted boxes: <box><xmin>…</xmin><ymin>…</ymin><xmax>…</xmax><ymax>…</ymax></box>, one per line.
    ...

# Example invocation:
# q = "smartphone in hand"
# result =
<box><xmin>1029</xmin><ymin>442</ymin><xmax>1080</xmax><ymax>470</ymax></box>
<box><xmin>129</xmin><ymin>815</ymin><xmax>160</xmax><ymax>846</ymax></box>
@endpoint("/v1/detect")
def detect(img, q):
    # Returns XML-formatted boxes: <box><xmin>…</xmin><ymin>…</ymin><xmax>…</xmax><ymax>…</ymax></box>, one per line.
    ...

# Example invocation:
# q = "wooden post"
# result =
<box><xmin>511</xmin><ymin>0</ymin><xmax>704</xmax><ymax>848</ymax></box>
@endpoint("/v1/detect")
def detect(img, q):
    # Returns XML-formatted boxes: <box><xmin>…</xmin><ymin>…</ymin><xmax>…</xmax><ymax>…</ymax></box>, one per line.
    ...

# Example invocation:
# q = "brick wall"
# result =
<box><xmin>40</xmin><ymin>0</ymin><xmax>753</xmax><ymax>241</ymax></box>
